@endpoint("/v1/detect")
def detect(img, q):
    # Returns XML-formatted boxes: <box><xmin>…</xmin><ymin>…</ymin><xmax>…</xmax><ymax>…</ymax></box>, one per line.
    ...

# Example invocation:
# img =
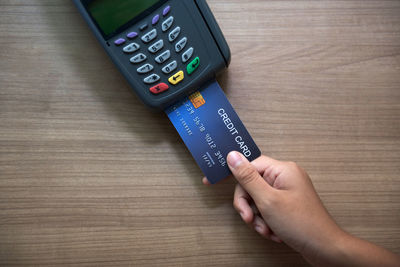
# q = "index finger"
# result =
<box><xmin>250</xmin><ymin>155</ymin><xmax>280</xmax><ymax>174</ymax></box>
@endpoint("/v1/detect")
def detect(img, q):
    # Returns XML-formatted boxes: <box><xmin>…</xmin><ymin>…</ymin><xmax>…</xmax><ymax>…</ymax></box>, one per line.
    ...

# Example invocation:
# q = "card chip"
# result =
<box><xmin>189</xmin><ymin>91</ymin><xmax>205</xmax><ymax>109</ymax></box>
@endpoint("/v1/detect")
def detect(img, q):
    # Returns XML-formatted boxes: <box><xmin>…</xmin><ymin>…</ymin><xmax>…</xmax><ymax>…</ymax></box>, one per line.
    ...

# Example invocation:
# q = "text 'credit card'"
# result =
<box><xmin>165</xmin><ymin>81</ymin><xmax>261</xmax><ymax>184</ymax></box>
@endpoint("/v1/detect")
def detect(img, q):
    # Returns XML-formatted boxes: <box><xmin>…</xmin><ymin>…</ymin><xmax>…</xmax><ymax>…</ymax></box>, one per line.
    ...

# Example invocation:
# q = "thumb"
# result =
<box><xmin>227</xmin><ymin>151</ymin><xmax>272</xmax><ymax>200</ymax></box>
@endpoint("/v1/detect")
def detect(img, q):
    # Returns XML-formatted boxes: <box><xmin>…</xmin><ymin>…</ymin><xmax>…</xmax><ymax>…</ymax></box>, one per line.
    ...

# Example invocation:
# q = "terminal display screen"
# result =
<box><xmin>88</xmin><ymin>0</ymin><xmax>159</xmax><ymax>36</ymax></box>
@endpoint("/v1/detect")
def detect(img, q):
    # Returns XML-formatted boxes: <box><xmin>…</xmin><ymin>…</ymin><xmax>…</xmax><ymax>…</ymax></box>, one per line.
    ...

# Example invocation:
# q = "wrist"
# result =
<box><xmin>301</xmin><ymin>224</ymin><xmax>350</xmax><ymax>266</ymax></box>
<box><xmin>326</xmin><ymin>229</ymin><xmax>354</xmax><ymax>263</ymax></box>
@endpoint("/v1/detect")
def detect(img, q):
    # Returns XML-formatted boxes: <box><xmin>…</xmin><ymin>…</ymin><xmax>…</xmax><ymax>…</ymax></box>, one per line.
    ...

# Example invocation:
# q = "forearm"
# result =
<box><xmin>335</xmin><ymin>233</ymin><xmax>400</xmax><ymax>267</ymax></box>
<box><xmin>304</xmin><ymin>230</ymin><xmax>400</xmax><ymax>267</ymax></box>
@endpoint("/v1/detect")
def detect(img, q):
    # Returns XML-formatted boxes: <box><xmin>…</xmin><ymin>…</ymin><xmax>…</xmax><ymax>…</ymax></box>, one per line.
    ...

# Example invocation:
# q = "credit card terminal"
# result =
<box><xmin>73</xmin><ymin>0</ymin><xmax>231</xmax><ymax>109</ymax></box>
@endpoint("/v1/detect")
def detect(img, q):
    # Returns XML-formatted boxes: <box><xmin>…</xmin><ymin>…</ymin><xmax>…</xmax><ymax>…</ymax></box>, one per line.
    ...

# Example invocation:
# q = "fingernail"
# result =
<box><xmin>239</xmin><ymin>211</ymin><xmax>244</xmax><ymax>220</ymax></box>
<box><xmin>227</xmin><ymin>151</ymin><xmax>244</xmax><ymax>169</ymax></box>
<box><xmin>255</xmin><ymin>225</ymin><xmax>263</xmax><ymax>234</ymax></box>
<box><xmin>270</xmin><ymin>234</ymin><xmax>282</xmax><ymax>243</ymax></box>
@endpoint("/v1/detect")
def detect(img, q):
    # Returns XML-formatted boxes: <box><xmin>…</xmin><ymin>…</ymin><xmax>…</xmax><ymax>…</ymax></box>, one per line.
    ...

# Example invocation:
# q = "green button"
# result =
<box><xmin>187</xmin><ymin>57</ymin><xmax>200</xmax><ymax>75</ymax></box>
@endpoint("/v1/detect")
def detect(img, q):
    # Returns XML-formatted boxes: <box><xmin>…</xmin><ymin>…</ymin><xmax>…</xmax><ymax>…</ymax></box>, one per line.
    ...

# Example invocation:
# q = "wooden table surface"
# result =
<box><xmin>1</xmin><ymin>0</ymin><xmax>399</xmax><ymax>266</ymax></box>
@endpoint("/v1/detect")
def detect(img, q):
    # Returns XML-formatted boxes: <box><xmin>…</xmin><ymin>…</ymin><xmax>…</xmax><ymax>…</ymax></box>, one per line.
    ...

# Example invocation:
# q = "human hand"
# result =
<box><xmin>203</xmin><ymin>152</ymin><xmax>400</xmax><ymax>266</ymax></box>
<box><xmin>203</xmin><ymin>151</ymin><xmax>344</xmax><ymax>261</ymax></box>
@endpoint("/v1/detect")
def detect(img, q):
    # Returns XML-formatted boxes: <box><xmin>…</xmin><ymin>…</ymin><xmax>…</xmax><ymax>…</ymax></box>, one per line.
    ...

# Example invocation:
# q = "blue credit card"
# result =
<box><xmin>165</xmin><ymin>80</ymin><xmax>261</xmax><ymax>184</ymax></box>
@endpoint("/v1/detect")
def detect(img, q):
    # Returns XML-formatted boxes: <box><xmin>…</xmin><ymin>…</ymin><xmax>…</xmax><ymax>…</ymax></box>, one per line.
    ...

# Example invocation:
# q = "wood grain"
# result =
<box><xmin>1</xmin><ymin>0</ymin><xmax>399</xmax><ymax>266</ymax></box>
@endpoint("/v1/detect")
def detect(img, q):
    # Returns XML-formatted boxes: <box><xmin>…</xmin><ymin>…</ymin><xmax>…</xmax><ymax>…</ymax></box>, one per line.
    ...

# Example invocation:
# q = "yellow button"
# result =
<box><xmin>168</xmin><ymin>70</ymin><xmax>184</xmax><ymax>85</ymax></box>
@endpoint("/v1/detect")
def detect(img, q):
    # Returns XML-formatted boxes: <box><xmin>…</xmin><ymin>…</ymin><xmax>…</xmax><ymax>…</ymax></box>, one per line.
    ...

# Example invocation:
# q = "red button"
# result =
<box><xmin>150</xmin><ymin>83</ymin><xmax>169</xmax><ymax>95</ymax></box>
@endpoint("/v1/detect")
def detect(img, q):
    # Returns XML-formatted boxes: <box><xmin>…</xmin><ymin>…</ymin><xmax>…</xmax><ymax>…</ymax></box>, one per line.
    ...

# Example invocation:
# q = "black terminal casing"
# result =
<box><xmin>73</xmin><ymin>0</ymin><xmax>231</xmax><ymax>110</ymax></box>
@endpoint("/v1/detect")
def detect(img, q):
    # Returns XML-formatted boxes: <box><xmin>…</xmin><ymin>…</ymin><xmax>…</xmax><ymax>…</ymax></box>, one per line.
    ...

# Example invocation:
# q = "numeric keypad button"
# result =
<box><xmin>162</xmin><ymin>60</ymin><xmax>177</xmax><ymax>74</ymax></box>
<box><xmin>144</xmin><ymin>74</ymin><xmax>160</xmax><ymax>84</ymax></box>
<box><xmin>141</xmin><ymin>29</ymin><xmax>157</xmax><ymax>43</ymax></box>
<box><xmin>155</xmin><ymin>50</ymin><xmax>171</xmax><ymax>64</ymax></box>
<box><xmin>175</xmin><ymin>37</ymin><xmax>187</xmax><ymax>53</ymax></box>
<box><xmin>168</xmin><ymin>26</ymin><xmax>181</xmax><ymax>42</ymax></box>
<box><xmin>148</xmin><ymin>40</ymin><xmax>164</xmax><ymax>54</ymax></box>
<box><xmin>123</xmin><ymin>43</ymin><xmax>140</xmax><ymax>54</ymax></box>
<box><xmin>162</xmin><ymin>16</ymin><xmax>174</xmax><ymax>32</ymax></box>
<box><xmin>130</xmin><ymin>53</ymin><xmax>147</xmax><ymax>64</ymax></box>
<box><xmin>182</xmin><ymin>47</ymin><xmax>194</xmax><ymax>63</ymax></box>
<box><xmin>137</xmin><ymin>63</ymin><xmax>154</xmax><ymax>74</ymax></box>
